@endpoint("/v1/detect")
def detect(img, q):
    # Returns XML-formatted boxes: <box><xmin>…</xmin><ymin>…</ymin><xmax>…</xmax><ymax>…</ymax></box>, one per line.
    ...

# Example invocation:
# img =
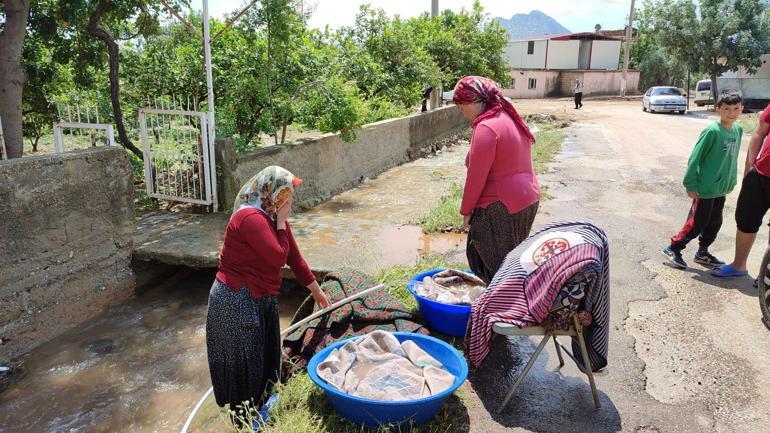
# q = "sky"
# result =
<box><xmin>188</xmin><ymin>0</ymin><xmax>633</xmax><ymax>33</ymax></box>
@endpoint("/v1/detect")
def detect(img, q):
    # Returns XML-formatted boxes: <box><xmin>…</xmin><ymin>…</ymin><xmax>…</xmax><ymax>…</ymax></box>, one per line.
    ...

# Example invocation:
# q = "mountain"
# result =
<box><xmin>495</xmin><ymin>10</ymin><xmax>571</xmax><ymax>40</ymax></box>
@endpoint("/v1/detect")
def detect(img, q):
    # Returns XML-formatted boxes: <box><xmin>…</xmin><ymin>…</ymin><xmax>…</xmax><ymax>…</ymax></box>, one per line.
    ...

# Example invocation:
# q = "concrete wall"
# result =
<box><xmin>217</xmin><ymin>105</ymin><xmax>467</xmax><ymax>210</ymax></box>
<box><xmin>506</xmin><ymin>40</ymin><xmax>547</xmax><ymax>69</ymax></box>
<box><xmin>503</xmin><ymin>69</ymin><xmax>639</xmax><ymax>99</ymax></box>
<box><xmin>590</xmin><ymin>40</ymin><xmax>622</xmax><ymax>70</ymax></box>
<box><xmin>0</xmin><ymin>147</ymin><xmax>136</xmax><ymax>359</ymax></box>
<box><xmin>546</xmin><ymin>40</ymin><xmax>579</xmax><ymax>69</ymax></box>
<box><xmin>503</xmin><ymin>70</ymin><xmax>561</xmax><ymax>99</ymax></box>
<box><xmin>560</xmin><ymin>70</ymin><xmax>640</xmax><ymax>96</ymax></box>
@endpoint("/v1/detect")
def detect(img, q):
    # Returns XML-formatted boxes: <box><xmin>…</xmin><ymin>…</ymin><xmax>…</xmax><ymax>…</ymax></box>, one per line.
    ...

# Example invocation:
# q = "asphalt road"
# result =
<box><xmin>466</xmin><ymin>99</ymin><xmax>769</xmax><ymax>433</ymax></box>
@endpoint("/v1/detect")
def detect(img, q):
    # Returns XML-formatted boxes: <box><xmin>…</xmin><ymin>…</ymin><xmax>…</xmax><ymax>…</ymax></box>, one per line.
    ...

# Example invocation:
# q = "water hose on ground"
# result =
<box><xmin>179</xmin><ymin>283</ymin><xmax>387</xmax><ymax>433</ymax></box>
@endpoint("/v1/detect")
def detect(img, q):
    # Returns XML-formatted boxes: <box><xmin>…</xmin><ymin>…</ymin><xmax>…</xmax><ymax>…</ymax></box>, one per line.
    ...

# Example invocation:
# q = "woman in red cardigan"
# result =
<box><xmin>206</xmin><ymin>166</ymin><xmax>331</xmax><ymax>414</ymax></box>
<box><xmin>453</xmin><ymin>76</ymin><xmax>540</xmax><ymax>284</ymax></box>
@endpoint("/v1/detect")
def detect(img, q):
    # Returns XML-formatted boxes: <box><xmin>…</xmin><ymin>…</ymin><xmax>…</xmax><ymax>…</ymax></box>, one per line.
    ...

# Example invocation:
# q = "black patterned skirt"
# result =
<box><xmin>467</xmin><ymin>201</ymin><xmax>539</xmax><ymax>285</ymax></box>
<box><xmin>206</xmin><ymin>279</ymin><xmax>280</xmax><ymax>408</ymax></box>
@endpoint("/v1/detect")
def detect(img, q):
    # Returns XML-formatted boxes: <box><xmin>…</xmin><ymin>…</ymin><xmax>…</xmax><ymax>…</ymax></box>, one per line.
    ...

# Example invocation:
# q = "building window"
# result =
<box><xmin>527</xmin><ymin>41</ymin><xmax>535</xmax><ymax>55</ymax></box>
<box><xmin>528</xmin><ymin>78</ymin><xmax>537</xmax><ymax>90</ymax></box>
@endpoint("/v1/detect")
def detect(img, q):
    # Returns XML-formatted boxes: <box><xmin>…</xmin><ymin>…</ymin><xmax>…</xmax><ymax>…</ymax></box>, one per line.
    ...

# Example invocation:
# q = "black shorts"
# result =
<box><xmin>735</xmin><ymin>169</ymin><xmax>770</xmax><ymax>233</ymax></box>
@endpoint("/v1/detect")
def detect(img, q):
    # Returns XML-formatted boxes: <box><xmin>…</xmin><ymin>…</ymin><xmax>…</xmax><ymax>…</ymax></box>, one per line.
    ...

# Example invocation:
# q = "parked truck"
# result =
<box><xmin>717</xmin><ymin>53</ymin><xmax>770</xmax><ymax>110</ymax></box>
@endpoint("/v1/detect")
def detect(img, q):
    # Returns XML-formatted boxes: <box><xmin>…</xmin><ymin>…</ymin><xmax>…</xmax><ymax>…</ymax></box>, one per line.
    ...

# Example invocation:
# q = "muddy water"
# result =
<box><xmin>0</xmin><ymin>269</ymin><xmax>308</xmax><ymax>433</ymax></box>
<box><xmin>0</xmin><ymin>227</ymin><xmax>467</xmax><ymax>433</ymax></box>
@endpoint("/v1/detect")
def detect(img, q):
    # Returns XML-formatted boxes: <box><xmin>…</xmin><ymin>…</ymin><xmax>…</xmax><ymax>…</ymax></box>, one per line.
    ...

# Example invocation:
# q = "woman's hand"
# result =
<box><xmin>462</xmin><ymin>213</ymin><xmax>471</xmax><ymax>228</ymax></box>
<box><xmin>308</xmin><ymin>281</ymin><xmax>331</xmax><ymax>309</ymax></box>
<box><xmin>276</xmin><ymin>196</ymin><xmax>293</xmax><ymax>230</ymax></box>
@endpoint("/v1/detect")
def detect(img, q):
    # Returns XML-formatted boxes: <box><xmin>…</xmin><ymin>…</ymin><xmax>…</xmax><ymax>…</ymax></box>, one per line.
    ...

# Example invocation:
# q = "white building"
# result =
<box><xmin>502</xmin><ymin>32</ymin><xmax>639</xmax><ymax>99</ymax></box>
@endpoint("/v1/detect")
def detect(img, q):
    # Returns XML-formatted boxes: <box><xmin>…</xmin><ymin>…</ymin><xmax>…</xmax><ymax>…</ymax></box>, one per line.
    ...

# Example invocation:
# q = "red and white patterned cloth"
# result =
<box><xmin>466</xmin><ymin>221</ymin><xmax>610</xmax><ymax>371</ymax></box>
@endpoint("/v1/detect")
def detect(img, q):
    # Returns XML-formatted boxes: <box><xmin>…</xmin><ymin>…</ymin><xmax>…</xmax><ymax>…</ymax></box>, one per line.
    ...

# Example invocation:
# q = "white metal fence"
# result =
<box><xmin>139</xmin><ymin>108</ymin><xmax>217</xmax><ymax>207</ymax></box>
<box><xmin>53</xmin><ymin>103</ymin><xmax>116</xmax><ymax>153</ymax></box>
<box><xmin>53</xmin><ymin>122</ymin><xmax>116</xmax><ymax>152</ymax></box>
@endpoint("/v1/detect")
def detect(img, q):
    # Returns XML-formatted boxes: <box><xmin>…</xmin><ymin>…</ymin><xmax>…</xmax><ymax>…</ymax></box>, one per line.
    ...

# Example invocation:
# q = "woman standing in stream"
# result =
<box><xmin>452</xmin><ymin>76</ymin><xmax>540</xmax><ymax>285</ymax></box>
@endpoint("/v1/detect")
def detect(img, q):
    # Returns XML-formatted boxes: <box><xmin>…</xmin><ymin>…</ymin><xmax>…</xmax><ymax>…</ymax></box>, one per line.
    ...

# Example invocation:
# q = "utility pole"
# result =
<box><xmin>620</xmin><ymin>0</ymin><xmax>636</xmax><ymax>97</ymax></box>
<box><xmin>429</xmin><ymin>0</ymin><xmax>441</xmax><ymax>109</ymax></box>
<box><xmin>203</xmin><ymin>0</ymin><xmax>215</xmax><ymax>138</ymax></box>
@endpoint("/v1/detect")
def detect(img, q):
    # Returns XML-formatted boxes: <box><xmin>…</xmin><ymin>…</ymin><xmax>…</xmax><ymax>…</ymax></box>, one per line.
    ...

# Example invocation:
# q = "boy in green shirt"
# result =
<box><xmin>662</xmin><ymin>89</ymin><xmax>744</xmax><ymax>269</ymax></box>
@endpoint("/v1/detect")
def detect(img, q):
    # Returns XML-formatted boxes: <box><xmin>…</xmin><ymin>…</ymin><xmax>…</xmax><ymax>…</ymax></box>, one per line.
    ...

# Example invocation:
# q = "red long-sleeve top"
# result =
<box><xmin>460</xmin><ymin>110</ymin><xmax>540</xmax><ymax>216</ymax></box>
<box><xmin>216</xmin><ymin>207</ymin><xmax>316</xmax><ymax>299</ymax></box>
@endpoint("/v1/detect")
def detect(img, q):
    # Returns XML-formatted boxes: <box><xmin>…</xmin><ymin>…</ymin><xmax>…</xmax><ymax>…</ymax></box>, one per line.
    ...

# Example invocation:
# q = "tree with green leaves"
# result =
<box><xmin>651</xmin><ymin>0</ymin><xmax>770</xmax><ymax>103</ymax></box>
<box><xmin>409</xmin><ymin>1</ymin><xmax>511</xmax><ymax>89</ymax></box>
<box><xmin>630</xmin><ymin>1</ymin><xmax>688</xmax><ymax>90</ymax></box>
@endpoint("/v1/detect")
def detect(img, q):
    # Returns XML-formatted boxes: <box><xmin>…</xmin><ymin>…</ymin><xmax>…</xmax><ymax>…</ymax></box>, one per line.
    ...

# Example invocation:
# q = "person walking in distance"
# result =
<box><xmin>574</xmin><ymin>79</ymin><xmax>584</xmax><ymax>109</ymax></box>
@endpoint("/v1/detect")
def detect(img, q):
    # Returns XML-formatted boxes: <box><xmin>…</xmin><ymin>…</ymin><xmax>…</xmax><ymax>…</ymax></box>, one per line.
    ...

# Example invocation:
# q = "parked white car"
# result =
<box><xmin>694</xmin><ymin>79</ymin><xmax>714</xmax><ymax>106</ymax></box>
<box><xmin>643</xmin><ymin>86</ymin><xmax>687</xmax><ymax>114</ymax></box>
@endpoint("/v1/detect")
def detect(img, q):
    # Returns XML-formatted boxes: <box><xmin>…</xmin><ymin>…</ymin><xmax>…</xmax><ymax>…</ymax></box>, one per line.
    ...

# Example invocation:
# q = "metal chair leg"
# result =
<box><xmin>553</xmin><ymin>336</ymin><xmax>565</xmax><ymax>368</ymax></box>
<box><xmin>497</xmin><ymin>332</ymin><xmax>552</xmax><ymax>414</ymax></box>
<box><xmin>573</xmin><ymin>314</ymin><xmax>601</xmax><ymax>409</ymax></box>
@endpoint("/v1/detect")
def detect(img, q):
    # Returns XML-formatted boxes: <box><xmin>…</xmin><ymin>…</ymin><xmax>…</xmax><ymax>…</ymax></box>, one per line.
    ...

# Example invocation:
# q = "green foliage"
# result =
<box><xmin>630</xmin><ymin>1</ymin><xmax>689</xmax><ymax>90</ymax></box>
<box><xmin>648</xmin><ymin>0</ymin><xmax>770</xmax><ymax>99</ymax></box>
<box><xmin>411</xmin><ymin>1</ymin><xmax>511</xmax><ymax>89</ymax></box>
<box><xmin>21</xmin><ymin>1</ymin><xmax>511</xmax><ymax>154</ymax></box>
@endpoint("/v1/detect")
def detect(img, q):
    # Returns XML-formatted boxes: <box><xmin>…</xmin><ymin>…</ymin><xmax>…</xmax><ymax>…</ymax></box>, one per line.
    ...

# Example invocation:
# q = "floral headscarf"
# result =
<box><xmin>233</xmin><ymin>166</ymin><xmax>302</xmax><ymax>218</ymax></box>
<box><xmin>452</xmin><ymin>76</ymin><xmax>535</xmax><ymax>143</ymax></box>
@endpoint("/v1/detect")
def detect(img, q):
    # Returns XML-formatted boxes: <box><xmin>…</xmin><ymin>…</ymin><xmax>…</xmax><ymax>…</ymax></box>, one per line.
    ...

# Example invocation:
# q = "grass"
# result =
<box><xmin>413</xmin><ymin>121</ymin><xmax>566</xmax><ymax>234</ymax></box>
<box><xmin>224</xmin><ymin>373</ymin><xmax>469</xmax><ymax>433</ymax></box>
<box><xmin>738</xmin><ymin>112</ymin><xmax>760</xmax><ymax>134</ymax></box>
<box><xmin>410</xmin><ymin>183</ymin><xmax>465</xmax><ymax>235</ymax></box>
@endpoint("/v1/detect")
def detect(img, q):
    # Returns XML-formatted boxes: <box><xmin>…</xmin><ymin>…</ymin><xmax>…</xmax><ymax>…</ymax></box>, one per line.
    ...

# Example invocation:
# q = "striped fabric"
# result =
<box><xmin>467</xmin><ymin>221</ymin><xmax>610</xmax><ymax>371</ymax></box>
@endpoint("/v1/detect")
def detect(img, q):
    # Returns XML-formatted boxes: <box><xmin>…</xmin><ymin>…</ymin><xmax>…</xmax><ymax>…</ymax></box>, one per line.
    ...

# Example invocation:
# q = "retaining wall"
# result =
<box><xmin>216</xmin><ymin>105</ymin><xmax>467</xmax><ymax>210</ymax></box>
<box><xmin>0</xmin><ymin>147</ymin><xmax>135</xmax><ymax>358</ymax></box>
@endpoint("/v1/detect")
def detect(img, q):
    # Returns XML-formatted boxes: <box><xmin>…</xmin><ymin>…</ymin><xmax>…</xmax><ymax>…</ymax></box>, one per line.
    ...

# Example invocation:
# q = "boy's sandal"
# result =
<box><xmin>709</xmin><ymin>264</ymin><xmax>749</xmax><ymax>278</ymax></box>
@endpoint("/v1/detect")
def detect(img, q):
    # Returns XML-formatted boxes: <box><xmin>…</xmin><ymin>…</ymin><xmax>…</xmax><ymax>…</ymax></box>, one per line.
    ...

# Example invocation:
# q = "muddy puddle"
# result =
<box><xmin>0</xmin><ymin>269</ymin><xmax>308</xmax><ymax>433</ymax></box>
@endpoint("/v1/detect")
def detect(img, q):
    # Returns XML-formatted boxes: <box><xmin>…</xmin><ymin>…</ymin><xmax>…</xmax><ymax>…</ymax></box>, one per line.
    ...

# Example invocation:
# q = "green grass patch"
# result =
<box><xmin>738</xmin><ymin>112</ymin><xmax>760</xmax><ymax>134</ymax></box>
<box><xmin>531</xmin><ymin>122</ymin><xmax>566</xmax><ymax>175</ymax></box>
<box><xmin>223</xmin><ymin>373</ymin><xmax>469</xmax><ymax>433</ymax></box>
<box><xmin>411</xmin><ymin>183</ymin><xmax>464</xmax><ymax>234</ymax></box>
<box><xmin>413</xmin><ymin>122</ymin><xmax>566</xmax><ymax>234</ymax></box>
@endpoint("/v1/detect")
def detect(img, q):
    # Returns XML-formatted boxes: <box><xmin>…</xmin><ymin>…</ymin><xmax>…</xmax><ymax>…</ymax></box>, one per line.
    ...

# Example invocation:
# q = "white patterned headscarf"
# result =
<box><xmin>233</xmin><ymin>166</ymin><xmax>302</xmax><ymax>218</ymax></box>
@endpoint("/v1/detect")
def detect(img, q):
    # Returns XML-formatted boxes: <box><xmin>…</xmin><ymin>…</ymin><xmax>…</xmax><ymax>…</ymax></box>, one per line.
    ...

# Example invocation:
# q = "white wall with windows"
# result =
<box><xmin>505</xmin><ymin>40</ymin><xmax>548</xmax><ymax>69</ymax></box>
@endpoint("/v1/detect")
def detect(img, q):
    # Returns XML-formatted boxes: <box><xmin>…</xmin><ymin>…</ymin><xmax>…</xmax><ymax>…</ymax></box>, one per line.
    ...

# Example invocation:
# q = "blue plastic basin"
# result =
<box><xmin>307</xmin><ymin>332</ymin><xmax>468</xmax><ymax>428</ymax></box>
<box><xmin>407</xmin><ymin>269</ymin><xmax>473</xmax><ymax>337</ymax></box>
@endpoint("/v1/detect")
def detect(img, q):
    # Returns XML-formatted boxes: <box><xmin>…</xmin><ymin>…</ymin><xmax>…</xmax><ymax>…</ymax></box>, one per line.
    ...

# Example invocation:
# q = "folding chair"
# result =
<box><xmin>492</xmin><ymin>312</ymin><xmax>601</xmax><ymax>414</ymax></box>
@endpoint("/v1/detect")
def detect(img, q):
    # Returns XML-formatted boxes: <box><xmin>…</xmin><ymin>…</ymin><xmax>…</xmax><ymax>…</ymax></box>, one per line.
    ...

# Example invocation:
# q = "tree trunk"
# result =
<box><xmin>710</xmin><ymin>72</ymin><xmax>718</xmax><ymax>109</ymax></box>
<box><xmin>87</xmin><ymin>0</ymin><xmax>143</xmax><ymax>160</ymax></box>
<box><xmin>0</xmin><ymin>0</ymin><xmax>31</xmax><ymax>159</ymax></box>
